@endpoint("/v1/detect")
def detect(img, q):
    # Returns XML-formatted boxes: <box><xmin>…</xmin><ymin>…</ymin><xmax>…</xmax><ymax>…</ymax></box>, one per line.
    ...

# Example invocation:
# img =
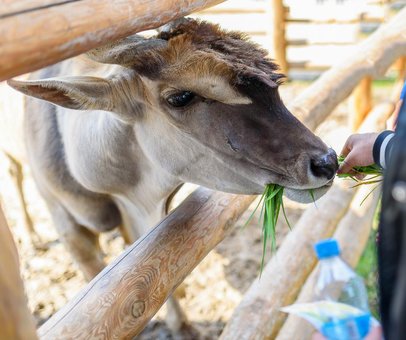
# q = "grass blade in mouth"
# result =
<box><xmin>249</xmin><ymin>156</ymin><xmax>383</xmax><ymax>275</ymax></box>
<box><xmin>245</xmin><ymin>184</ymin><xmax>289</xmax><ymax>274</ymax></box>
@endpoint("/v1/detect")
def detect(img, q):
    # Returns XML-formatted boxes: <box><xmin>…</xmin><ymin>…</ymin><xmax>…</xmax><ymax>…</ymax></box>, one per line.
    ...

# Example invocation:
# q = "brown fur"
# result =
<box><xmin>130</xmin><ymin>19</ymin><xmax>284</xmax><ymax>88</ymax></box>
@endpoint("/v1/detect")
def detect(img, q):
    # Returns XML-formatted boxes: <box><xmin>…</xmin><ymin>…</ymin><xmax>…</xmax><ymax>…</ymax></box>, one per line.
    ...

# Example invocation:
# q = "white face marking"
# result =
<box><xmin>161</xmin><ymin>75</ymin><xmax>251</xmax><ymax>105</ymax></box>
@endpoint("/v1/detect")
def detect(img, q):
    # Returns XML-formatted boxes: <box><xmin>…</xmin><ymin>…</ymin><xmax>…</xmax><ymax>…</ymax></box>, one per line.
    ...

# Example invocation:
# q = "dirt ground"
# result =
<box><xmin>0</xmin><ymin>82</ymin><xmax>392</xmax><ymax>339</ymax></box>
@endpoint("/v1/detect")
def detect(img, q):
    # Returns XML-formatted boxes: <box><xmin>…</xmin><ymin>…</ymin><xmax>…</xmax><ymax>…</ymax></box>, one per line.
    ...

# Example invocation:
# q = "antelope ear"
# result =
<box><xmin>7</xmin><ymin>76</ymin><xmax>114</xmax><ymax>111</ymax></box>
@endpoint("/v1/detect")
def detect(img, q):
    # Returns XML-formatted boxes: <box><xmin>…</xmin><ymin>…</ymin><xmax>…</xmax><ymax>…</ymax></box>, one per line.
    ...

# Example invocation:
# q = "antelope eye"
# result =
<box><xmin>166</xmin><ymin>91</ymin><xmax>196</xmax><ymax>107</ymax></box>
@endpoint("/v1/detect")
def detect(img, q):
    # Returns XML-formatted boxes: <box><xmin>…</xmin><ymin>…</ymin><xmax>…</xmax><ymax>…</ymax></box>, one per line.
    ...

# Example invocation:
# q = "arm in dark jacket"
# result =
<box><xmin>373</xmin><ymin>130</ymin><xmax>396</xmax><ymax>169</ymax></box>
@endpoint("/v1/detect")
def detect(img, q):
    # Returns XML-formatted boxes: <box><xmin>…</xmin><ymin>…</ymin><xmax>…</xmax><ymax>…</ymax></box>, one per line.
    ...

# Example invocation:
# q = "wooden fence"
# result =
<box><xmin>193</xmin><ymin>0</ymin><xmax>404</xmax><ymax>77</ymax></box>
<box><xmin>0</xmin><ymin>0</ymin><xmax>224</xmax><ymax>81</ymax></box>
<box><xmin>1</xmin><ymin>1</ymin><xmax>406</xmax><ymax>339</ymax></box>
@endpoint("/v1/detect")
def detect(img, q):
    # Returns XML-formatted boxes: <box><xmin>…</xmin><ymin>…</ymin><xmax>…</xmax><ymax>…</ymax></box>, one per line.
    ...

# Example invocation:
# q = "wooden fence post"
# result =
<box><xmin>0</xmin><ymin>204</ymin><xmax>38</xmax><ymax>340</ymax></box>
<box><xmin>349</xmin><ymin>76</ymin><xmax>373</xmax><ymax>131</ymax></box>
<box><xmin>269</xmin><ymin>0</ymin><xmax>288</xmax><ymax>75</ymax></box>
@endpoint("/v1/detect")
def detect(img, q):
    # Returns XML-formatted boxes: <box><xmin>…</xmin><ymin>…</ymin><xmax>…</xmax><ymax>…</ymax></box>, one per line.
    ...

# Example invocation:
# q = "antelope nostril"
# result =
<box><xmin>310</xmin><ymin>149</ymin><xmax>338</xmax><ymax>180</ymax></box>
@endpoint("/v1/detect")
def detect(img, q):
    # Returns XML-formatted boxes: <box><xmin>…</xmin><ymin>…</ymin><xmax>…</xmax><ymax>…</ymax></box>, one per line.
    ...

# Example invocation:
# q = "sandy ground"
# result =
<box><xmin>0</xmin><ymin>82</ymin><xmax>392</xmax><ymax>339</ymax></box>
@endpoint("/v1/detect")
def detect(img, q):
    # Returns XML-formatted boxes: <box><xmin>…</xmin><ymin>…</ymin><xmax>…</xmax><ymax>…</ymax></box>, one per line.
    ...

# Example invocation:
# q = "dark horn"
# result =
<box><xmin>157</xmin><ymin>17</ymin><xmax>190</xmax><ymax>33</ymax></box>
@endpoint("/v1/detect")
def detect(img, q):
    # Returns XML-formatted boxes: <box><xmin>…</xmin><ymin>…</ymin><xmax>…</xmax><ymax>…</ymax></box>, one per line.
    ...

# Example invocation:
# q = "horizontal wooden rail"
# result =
<box><xmin>290</xmin><ymin>6</ymin><xmax>406</xmax><ymax>131</ymax></box>
<box><xmin>38</xmin><ymin>189</ymin><xmax>254</xmax><ymax>339</ymax></box>
<box><xmin>0</xmin><ymin>0</ymin><xmax>224</xmax><ymax>81</ymax></box>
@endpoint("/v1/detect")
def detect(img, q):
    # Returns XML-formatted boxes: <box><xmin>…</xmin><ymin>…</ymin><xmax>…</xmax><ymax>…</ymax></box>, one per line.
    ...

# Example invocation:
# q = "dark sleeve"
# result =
<box><xmin>373</xmin><ymin>130</ymin><xmax>396</xmax><ymax>169</ymax></box>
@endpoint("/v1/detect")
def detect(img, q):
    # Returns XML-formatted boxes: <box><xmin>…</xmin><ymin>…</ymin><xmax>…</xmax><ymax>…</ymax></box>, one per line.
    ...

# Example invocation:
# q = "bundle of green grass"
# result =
<box><xmin>250</xmin><ymin>156</ymin><xmax>382</xmax><ymax>272</ymax></box>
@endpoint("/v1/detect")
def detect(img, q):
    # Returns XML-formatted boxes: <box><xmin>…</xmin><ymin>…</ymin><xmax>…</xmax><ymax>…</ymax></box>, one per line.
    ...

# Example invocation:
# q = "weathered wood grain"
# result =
<box><xmin>0</xmin><ymin>1</ymin><xmax>73</xmax><ymax>17</ymax></box>
<box><xmin>38</xmin><ymin>188</ymin><xmax>254</xmax><ymax>339</ymax></box>
<box><xmin>0</xmin><ymin>204</ymin><xmax>38</xmax><ymax>340</ymax></box>
<box><xmin>0</xmin><ymin>0</ymin><xmax>224</xmax><ymax>81</ymax></box>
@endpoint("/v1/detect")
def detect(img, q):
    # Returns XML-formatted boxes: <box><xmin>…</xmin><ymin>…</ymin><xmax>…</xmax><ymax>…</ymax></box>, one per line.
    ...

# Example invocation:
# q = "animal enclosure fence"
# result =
<box><xmin>0</xmin><ymin>1</ymin><xmax>406</xmax><ymax>339</ymax></box>
<box><xmin>193</xmin><ymin>0</ymin><xmax>404</xmax><ymax>76</ymax></box>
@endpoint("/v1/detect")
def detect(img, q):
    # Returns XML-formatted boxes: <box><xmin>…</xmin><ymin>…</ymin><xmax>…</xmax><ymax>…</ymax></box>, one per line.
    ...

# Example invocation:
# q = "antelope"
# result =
<box><xmin>8</xmin><ymin>18</ymin><xmax>338</xmax><ymax>332</ymax></box>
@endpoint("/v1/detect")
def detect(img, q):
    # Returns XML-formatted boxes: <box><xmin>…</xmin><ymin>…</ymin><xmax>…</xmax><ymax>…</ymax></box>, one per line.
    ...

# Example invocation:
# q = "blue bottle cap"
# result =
<box><xmin>314</xmin><ymin>239</ymin><xmax>340</xmax><ymax>259</ymax></box>
<box><xmin>321</xmin><ymin>313</ymin><xmax>371</xmax><ymax>340</ymax></box>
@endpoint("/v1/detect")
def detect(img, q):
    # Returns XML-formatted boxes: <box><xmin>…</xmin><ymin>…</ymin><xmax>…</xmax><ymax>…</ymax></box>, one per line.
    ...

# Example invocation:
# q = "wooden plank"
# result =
<box><xmin>0</xmin><ymin>1</ymin><xmax>73</xmax><ymax>17</ymax></box>
<box><xmin>290</xmin><ymin>7</ymin><xmax>406</xmax><ymax>131</ymax></box>
<box><xmin>286</xmin><ymin>23</ymin><xmax>359</xmax><ymax>45</ymax></box>
<box><xmin>0</xmin><ymin>0</ymin><xmax>225</xmax><ymax>81</ymax></box>
<box><xmin>38</xmin><ymin>189</ymin><xmax>255</xmax><ymax>339</ymax></box>
<box><xmin>287</xmin><ymin>44</ymin><xmax>358</xmax><ymax>68</ymax></box>
<box><xmin>269</xmin><ymin>0</ymin><xmax>288</xmax><ymax>74</ymax></box>
<box><xmin>190</xmin><ymin>13</ymin><xmax>269</xmax><ymax>33</ymax></box>
<box><xmin>285</xmin><ymin>0</ymin><xmax>386</xmax><ymax>22</ymax></box>
<box><xmin>0</xmin><ymin>204</ymin><xmax>38</xmax><ymax>340</ymax></box>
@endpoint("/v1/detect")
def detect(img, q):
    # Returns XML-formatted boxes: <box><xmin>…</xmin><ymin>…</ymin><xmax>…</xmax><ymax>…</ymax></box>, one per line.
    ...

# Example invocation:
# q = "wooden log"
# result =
<box><xmin>276</xmin><ymin>184</ymin><xmax>381</xmax><ymax>340</ymax></box>
<box><xmin>289</xmin><ymin>7</ymin><xmax>406</xmax><ymax>131</ymax></box>
<box><xmin>220</xmin><ymin>100</ymin><xmax>393</xmax><ymax>340</ymax></box>
<box><xmin>349</xmin><ymin>77</ymin><xmax>373</xmax><ymax>131</ymax></box>
<box><xmin>268</xmin><ymin>0</ymin><xmax>288</xmax><ymax>74</ymax></box>
<box><xmin>0</xmin><ymin>1</ymin><xmax>69</xmax><ymax>17</ymax></box>
<box><xmin>0</xmin><ymin>204</ymin><xmax>38</xmax><ymax>340</ymax></box>
<box><xmin>38</xmin><ymin>189</ymin><xmax>254</xmax><ymax>339</ymax></box>
<box><xmin>0</xmin><ymin>0</ymin><xmax>224</xmax><ymax>81</ymax></box>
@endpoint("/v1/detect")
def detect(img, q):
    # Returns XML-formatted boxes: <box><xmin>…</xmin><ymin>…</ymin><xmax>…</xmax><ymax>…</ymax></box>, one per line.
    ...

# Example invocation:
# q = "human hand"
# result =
<box><xmin>337</xmin><ymin>133</ymin><xmax>379</xmax><ymax>176</ymax></box>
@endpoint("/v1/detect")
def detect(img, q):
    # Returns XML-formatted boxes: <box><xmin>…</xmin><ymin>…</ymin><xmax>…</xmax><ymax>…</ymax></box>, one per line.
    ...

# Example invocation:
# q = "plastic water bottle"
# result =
<box><xmin>314</xmin><ymin>239</ymin><xmax>371</xmax><ymax>339</ymax></box>
<box><xmin>314</xmin><ymin>238</ymin><xmax>369</xmax><ymax>311</ymax></box>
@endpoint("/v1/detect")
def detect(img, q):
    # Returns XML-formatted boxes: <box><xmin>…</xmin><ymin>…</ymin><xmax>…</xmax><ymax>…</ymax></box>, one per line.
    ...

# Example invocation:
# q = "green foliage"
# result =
<box><xmin>337</xmin><ymin>156</ymin><xmax>383</xmax><ymax>187</ymax></box>
<box><xmin>356</xmin><ymin>227</ymin><xmax>380</xmax><ymax>319</ymax></box>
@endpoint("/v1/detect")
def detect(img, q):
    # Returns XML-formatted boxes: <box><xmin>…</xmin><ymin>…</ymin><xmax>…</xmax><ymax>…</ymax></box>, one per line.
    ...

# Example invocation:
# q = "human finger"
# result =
<box><xmin>337</xmin><ymin>152</ymin><xmax>356</xmax><ymax>174</ymax></box>
<box><xmin>339</xmin><ymin>135</ymin><xmax>354</xmax><ymax>158</ymax></box>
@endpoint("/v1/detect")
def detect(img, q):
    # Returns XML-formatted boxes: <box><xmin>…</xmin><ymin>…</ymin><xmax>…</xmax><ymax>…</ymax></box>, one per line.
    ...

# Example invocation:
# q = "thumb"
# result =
<box><xmin>338</xmin><ymin>152</ymin><xmax>356</xmax><ymax>174</ymax></box>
